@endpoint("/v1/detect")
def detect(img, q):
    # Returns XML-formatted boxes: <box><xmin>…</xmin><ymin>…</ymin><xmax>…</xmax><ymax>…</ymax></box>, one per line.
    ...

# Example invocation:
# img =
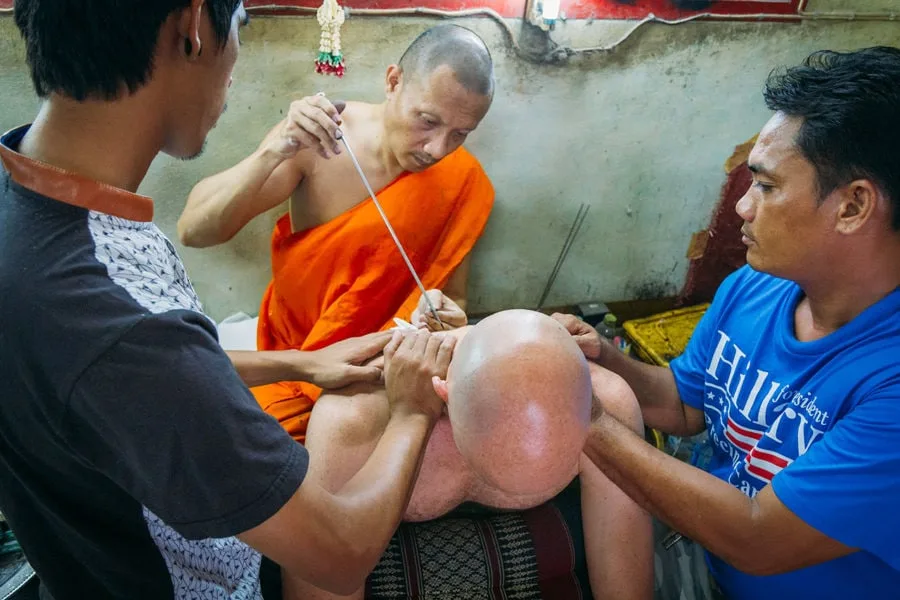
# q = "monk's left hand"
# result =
<box><xmin>411</xmin><ymin>290</ymin><xmax>467</xmax><ymax>331</ymax></box>
<box><xmin>303</xmin><ymin>331</ymin><xmax>394</xmax><ymax>389</ymax></box>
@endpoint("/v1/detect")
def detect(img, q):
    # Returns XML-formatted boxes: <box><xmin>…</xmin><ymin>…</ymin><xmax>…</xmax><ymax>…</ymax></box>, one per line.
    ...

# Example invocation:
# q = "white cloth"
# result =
<box><xmin>216</xmin><ymin>313</ymin><xmax>259</xmax><ymax>351</ymax></box>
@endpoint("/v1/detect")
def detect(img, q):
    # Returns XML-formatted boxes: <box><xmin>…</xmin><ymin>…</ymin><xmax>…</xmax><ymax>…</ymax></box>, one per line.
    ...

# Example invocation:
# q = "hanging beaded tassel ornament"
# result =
<box><xmin>315</xmin><ymin>0</ymin><xmax>346</xmax><ymax>77</ymax></box>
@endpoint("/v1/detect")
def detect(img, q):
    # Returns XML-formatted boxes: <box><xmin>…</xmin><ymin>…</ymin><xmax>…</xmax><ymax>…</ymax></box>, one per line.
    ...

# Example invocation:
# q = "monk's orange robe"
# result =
<box><xmin>252</xmin><ymin>147</ymin><xmax>494</xmax><ymax>441</ymax></box>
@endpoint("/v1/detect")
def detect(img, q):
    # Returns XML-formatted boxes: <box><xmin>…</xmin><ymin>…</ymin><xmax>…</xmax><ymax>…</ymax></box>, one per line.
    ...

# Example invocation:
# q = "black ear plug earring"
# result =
<box><xmin>184</xmin><ymin>39</ymin><xmax>202</xmax><ymax>56</ymax></box>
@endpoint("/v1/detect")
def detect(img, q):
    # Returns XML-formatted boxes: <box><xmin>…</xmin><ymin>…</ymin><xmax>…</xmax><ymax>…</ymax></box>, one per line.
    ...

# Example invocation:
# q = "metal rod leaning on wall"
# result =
<box><xmin>536</xmin><ymin>202</ymin><xmax>589</xmax><ymax>311</ymax></box>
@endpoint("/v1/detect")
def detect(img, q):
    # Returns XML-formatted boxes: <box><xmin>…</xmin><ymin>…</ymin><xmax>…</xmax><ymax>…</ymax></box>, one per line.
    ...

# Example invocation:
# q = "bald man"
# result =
<box><xmin>178</xmin><ymin>24</ymin><xmax>496</xmax><ymax>442</ymax></box>
<box><xmin>287</xmin><ymin>309</ymin><xmax>654</xmax><ymax>600</ymax></box>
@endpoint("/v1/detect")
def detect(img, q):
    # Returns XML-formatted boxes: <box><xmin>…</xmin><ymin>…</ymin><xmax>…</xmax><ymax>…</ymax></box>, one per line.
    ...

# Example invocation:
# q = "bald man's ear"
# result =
<box><xmin>385</xmin><ymin>64</ymin><xmax>402</xmax><ymax>96</ymax></box>
<box><xmin>432</xmin><ymin>376</ymin><xmax>449</xmax><ymax>403</ymax></box>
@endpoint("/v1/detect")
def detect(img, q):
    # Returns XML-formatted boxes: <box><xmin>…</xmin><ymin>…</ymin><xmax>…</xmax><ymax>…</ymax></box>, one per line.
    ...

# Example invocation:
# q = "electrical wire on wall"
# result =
<box><xmin>243</xmin><ymin>0</ymin><xmax>899</xmax><ymax>63</ymax></box>
<box><xmin>565</xmin><ymin>0</ymin><xmax>899</xmax><ymax>57</ymax></box>
<box><xmin>0</xmin><ymin>1</ymin><xmax>897</xmax><ymax>63</ymax></box>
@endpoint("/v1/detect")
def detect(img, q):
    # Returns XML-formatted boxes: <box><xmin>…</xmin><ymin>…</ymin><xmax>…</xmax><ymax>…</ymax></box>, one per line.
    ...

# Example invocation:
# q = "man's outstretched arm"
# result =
<box><xmin>239</xmin><ymin>331</ymin><xmax>457</xmax><ymax>594</ymax></box>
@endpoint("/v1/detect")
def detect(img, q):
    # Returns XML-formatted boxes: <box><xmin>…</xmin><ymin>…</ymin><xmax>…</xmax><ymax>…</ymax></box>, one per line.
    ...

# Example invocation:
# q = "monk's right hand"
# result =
<box><xmin>264</xmin><ymin>94</ymin><xmax>347</xmax><ymax>160</ymax></box>
<box><xmin>383</xmin><ymin>330</ymin><xmax>456</xmax><ymax>423</ymax></box>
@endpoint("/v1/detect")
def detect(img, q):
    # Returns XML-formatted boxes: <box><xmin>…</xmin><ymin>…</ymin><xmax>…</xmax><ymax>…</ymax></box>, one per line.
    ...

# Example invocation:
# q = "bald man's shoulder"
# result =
<box><xmin>310</xmin><ymin>383</ymin><xmax>390</xmax><ymax>443</ymax></box>
<box><xmin>587</xmin><ymin>362</ymin><xmax>643</xmax><ymax>435</ymax></box>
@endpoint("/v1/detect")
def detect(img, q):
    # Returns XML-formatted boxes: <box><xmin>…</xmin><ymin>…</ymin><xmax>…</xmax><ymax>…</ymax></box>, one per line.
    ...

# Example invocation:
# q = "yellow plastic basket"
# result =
<box><xmin>622</xmin><ymin>304</ymin><xmax>710</xmax><ymax>367</ymax></box>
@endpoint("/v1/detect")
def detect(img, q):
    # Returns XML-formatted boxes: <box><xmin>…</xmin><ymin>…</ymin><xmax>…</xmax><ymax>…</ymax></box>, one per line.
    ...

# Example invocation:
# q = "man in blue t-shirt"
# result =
<box><xmin>555</xmin><ymin>46</ymin><xmax>900</xmax><ymax>599</ymax></box>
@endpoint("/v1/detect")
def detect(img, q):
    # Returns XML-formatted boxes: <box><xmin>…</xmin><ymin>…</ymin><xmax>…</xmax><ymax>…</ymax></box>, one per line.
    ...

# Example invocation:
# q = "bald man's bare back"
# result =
<box><xmin>305</xmin><ymin>381</ymin><xmax>573</xmax><ymax>521</ymax></box>
<box><xmin>289</xmin><ymin>357</ymin><xmax>653</xmax><ymax>600</ymax></box>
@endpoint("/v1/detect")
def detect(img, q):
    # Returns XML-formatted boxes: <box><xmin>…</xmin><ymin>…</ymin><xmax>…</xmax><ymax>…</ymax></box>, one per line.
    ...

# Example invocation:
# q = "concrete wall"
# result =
<box><xmin>1</xmin><ymin>5</ymin><xmax>898</xmax><ymax>321</ymax></box>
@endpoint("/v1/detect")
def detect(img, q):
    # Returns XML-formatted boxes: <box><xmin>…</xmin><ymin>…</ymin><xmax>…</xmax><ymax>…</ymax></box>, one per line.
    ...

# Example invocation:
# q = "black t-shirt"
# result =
<box><xmin>0</xmin><ymin>125</ymin><xmax>309</xmax><ymax>599</ymax></box>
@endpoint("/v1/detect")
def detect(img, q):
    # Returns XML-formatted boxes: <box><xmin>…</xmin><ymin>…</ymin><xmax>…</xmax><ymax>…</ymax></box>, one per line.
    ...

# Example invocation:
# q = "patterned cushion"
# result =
<box><xmin>365</xmin><ymin>480</ymin><xmax>590</xmax><ymax>599</ymax></box>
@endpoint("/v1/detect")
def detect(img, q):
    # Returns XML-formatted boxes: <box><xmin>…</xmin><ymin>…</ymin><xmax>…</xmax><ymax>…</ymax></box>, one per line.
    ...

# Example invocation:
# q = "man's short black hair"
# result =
<box><xmin>764</xmin><ymin>46</ymin><xmax>900</xmax><ymax>229</ymax></box>
<box><xmin>398</xmin><ymin>24</ymin><xmax>494</xmax><ymax>98</ymax></box>
<box><xmin>14</xmin><ymin>0</ymin><xmax>242</xmax><ymax>101</ymax></box>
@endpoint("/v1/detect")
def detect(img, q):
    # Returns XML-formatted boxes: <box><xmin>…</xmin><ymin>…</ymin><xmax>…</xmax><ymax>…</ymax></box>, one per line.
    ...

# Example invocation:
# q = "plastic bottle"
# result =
<box><xmin>596</xmin><ymin>313</ymin><xmax>631</xmax><ymax>355</ymax></box>
<box><xmin>596</xmin><ymin>313</ymin><xmax>621</xmax><ymax>340</ymax></box>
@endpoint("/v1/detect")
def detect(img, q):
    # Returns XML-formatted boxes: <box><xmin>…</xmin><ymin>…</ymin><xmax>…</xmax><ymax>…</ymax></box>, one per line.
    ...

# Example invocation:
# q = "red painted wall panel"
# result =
<box><xmin>243</xmin><ymin>0</ymin><xmax>801</xmax><ymax>19</ymax></box>
<box><xmin>0</xmin><ymin>1</ymin><xmax>802</xmax><ymax>20</ymax></box>
<box><xmin>557</xmin><ymin>0</ymin><xmax>801</xmax><ymax>20</ymax></box>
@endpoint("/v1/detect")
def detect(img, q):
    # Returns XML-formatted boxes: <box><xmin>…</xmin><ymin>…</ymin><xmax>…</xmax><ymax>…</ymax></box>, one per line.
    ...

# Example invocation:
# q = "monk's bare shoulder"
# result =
<box><xmin>289</xmin><ymin>101</ymin><xmax>395</xmax><ymax>233</ymax></box>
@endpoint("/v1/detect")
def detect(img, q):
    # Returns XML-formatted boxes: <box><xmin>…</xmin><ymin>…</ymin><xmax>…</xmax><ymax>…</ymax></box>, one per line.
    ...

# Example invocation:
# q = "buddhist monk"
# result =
<box><xmin>178</xmin><ymin>24</ymin><xmax>495</xmax><ymax>442</ymax></box>
<box><xmin>287</xmin><ymin>305</ymin><xmax>654</xmax><ymax>599</ymax></box>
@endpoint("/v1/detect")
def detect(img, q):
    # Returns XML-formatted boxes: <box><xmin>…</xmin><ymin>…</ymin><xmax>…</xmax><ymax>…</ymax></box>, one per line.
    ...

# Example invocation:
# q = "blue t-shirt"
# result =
<box><xmin>670</xmin><ymin>265</ymin><xmax>900</xmax><ymax>600</ymax></box>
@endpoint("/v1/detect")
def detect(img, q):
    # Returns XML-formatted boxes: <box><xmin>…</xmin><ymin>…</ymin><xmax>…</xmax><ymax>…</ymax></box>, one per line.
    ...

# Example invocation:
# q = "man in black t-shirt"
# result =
<box><xmin>0</xmin><ymin>2</ymin><xmax>454</xmax><ymax>598</ymax></box>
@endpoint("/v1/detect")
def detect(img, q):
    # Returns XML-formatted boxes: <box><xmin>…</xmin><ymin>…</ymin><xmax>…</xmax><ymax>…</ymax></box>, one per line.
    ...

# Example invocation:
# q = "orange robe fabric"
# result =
<box><xmin>252</xmin><ymin>147</ymin><xmax>494</xmax><ymax>442</ymax></box>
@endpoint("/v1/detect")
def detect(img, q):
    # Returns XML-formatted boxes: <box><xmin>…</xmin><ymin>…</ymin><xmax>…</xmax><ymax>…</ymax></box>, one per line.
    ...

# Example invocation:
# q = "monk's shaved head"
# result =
<box><xmin>398</xmin><ymin>24</ymin><xmax>494</xmax><ymax>98</ymax></box>
<box><xmin>445</xmin><ymin>310</ymin><xmax>592</xmax><ymax>497</ymax></box>
<box><xmin>381</xmin><ymin>24</ymin><xmax>493</xmax><ymax>171</ymax></box>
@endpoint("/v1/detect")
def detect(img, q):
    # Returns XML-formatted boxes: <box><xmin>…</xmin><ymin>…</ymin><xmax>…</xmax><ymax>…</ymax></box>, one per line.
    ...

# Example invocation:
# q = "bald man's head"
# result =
<box><xmin>443</xmin><ymin>310</ymin><xmax>592</xmax><ymax>497</ymax></box>
<box><xmin>398</xmin><ymin>24</ymin><xmax>494</xmax><ymax>97</ymax></box>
